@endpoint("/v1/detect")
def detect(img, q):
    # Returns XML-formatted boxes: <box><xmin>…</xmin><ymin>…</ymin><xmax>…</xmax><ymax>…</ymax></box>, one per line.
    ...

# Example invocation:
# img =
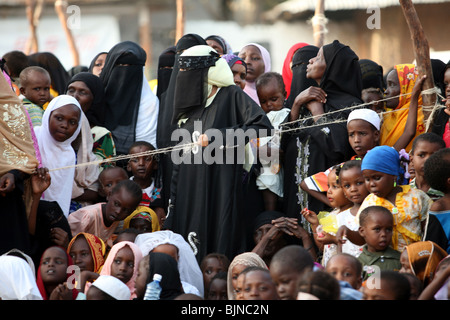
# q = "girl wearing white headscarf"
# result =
<box><xmin>34</xmin><ymin>95</ymin><xmax>82</xmax><ymax>217</ymax></box>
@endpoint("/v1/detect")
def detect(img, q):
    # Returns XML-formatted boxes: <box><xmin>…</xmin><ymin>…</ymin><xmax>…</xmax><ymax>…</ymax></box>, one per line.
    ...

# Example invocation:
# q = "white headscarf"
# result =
<box><xmin>34</xmin><ymin>95</ymin><xmax>82</xmax><ymax>217</ymax></box>
<box><xmin>0</xmin><ymin>255</ymin><xmax>42</xmax><ymax>300</ymax></box>
<box><xmin>135</xmin><ymin>230</ymin><xmax>204</xmax><ymax>297</ymax></box>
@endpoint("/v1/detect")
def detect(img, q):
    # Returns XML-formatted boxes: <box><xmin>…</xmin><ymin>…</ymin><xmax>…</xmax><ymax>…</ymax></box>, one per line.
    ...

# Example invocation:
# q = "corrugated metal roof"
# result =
<box><xmin>264</xmin><ymin>0</ymin><xmax>450</xmax><ymax>20</ymax></box>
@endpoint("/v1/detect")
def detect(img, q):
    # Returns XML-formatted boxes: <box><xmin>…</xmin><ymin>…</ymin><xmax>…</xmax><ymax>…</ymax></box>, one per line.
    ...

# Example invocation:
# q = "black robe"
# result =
<box><xmin>165</xmin><ymin>85</ymin><xmax>273</xmax><ymax>263</ymax></box>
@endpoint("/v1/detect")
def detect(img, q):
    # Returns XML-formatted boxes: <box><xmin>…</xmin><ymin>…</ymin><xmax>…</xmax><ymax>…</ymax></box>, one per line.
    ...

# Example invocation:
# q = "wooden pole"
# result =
<box><xmin>399</xmin><ymin>0</ymin><xmax>436</xmax><ymax>127</ymax></box>
<box><xmin>175</xmin><ymin>0</ymin><xmax>185</xmax><ymax>45</ymax></box>
<box><xmin>312</xmin><ymin>0</ymin><xmax>327</xmax><ymax>48</ymax></box>
<box><xmin>55</xmin><ymin>0</ymin><xmax>80</xmax><ymax>67</ymax></box>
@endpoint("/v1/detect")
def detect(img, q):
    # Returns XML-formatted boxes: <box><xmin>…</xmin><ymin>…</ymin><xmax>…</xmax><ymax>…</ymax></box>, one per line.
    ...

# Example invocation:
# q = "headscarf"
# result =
<box><xmin>147</xmin><ymin>252</ymin><xmax>184</xmax><ymax>300</ymax></box>
<box><xmin>91</xmin><ymin>275</ymin><xmax>131</xmax><ymax>300</ymax></box>
<box><xmin>205</xmin><ymin>35</ymin><xmax>232</xmax><ymax>55</ymax></box>
<box><xmin>66</xmin><ymin>71</ymin><xmax>106</xmax><ymax>127</ymax></box>
<box><xmin>2</xmin><ymin>249</ymin><xmax>36</xmax><ymax>279</ymax></box>
<box><xmin>34</xmin><ymin>95</ymin><xmax>82</xmax><ymax>217</ymax></box>
<box><xmin>67</xmin><ymin>232</ymin><xmax>106</xmax><ymax>273</ymax></box>
<box><xmin>172</xmin><ymin>45</ymin><xmax>234</xmax><ymax>124</ymax></box>
<box><xmin>134</xmin><ymin>230</ymin><xmax>204</xmax><ymax>297</ymax></box>
<box><xmin>286</xmin><ymin>45</ymin><xmax>320</xmax><ymax>110</ymax></box>
<box><xmin>380</xmin><ymin>64</ymin><xmax>425</xmax><ymax>152</ymax></box>
<box><xmin>100</xmin><ymin>41</ymin><xmax>158</xmax><ymax>153</ymax></box>
<box><xmin>99</xmin><ymin>241</ymin><xmax>143</xmax><ymax>299</ymax></box>
<box><xmin>253</xmin><ymin>210</ymin><xmax>284</xmax><ymax>232</ymax></box>
<box><xmin>431</xmin><ymin>59</ymin><xmax>447</xmax><ymax>95</ymax></box>
<box><xmin>240</xmin><ymin>42</ymin><xmax>271</xmax><ymax>105</ymax></box>
<box><xmin>0</xmin><ymin>255</ymin><xmax>42</xmax><ymax>300</ymax></box>
<box><xmin>226</xmin><ymin>252</ymin><xmax>268</xmax><ymax>300</ymax></box>
<box><xmin>282</xmin><ymin>42</ymin><xmax>310</xmax><ymax>98</ymax></box>
<box><xmin>319</xmin><ymin>40</ymin><xmax>363</xmax><ymax>116</ymax></box>
<box><xmin>36</xmin><ymin>246</ymin><xmax>79</xmax><ymax>300</ymax></box>
<box><xmin>156</xmin><ymin>46</ymin><xmax>176</xmax><ymax>101</ymax></box>
<box><xmin>221</xmin><ymin>53</ymin><xmax>247</xmax><ymax>72</ymax></box>
<box><xmin>347</xmin><ymin>108</ymin><xmax>381</xmax><ymax>131</ymax></box>
<box><xmin>405</xmin><ymin>241</ymin><xmax>448</xmax><ymax>287</ymax></box>
<box><xmin>88</xmin><ymin>51</ymin><xmax>108</xmax><ymax>74</ymax></box>
<box><xmin>361</xmin><ymin>145</ymin><xmax>400</xmax><ymax>176</ymax></box>
<box><xmin>359</xmin><ymin>59</ymin><xmax>385</xmax><ymax>91</ymax></box>
<box><xmin>123</xmin><ymin>206</ymin><xmax>160</xmax><ymax>232</ymax></box>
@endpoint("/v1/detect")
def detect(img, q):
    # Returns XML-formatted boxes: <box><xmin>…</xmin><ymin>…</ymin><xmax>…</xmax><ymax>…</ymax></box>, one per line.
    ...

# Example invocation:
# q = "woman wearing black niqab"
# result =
<box><xmin>100</xmin><ymin>41</ymin><xmax>158</xmax><ymax>155</ymax></box>
<box><xmin>281</xmin><ymin>40</ymin><xmax>361</xmax><ymax>224</ymax></box>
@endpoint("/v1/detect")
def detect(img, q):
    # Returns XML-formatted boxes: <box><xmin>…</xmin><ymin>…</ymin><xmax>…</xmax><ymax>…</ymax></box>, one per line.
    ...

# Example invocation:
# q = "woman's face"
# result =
<box><xmin>306</xmin><ymin>47</ymin><xmax>326</xmax><ymax>83</ymax></box>
<box><xmin>231</xmin><ymin>63</ymin><xmax>247</xmax><ymax>90</ymax></box>
<box><xmin>92</xmin><ymin>53</ymin><xmax>107</xmax><ymax>77</ymax></box>
<box><xmin>384</xmin><ymin>70</ymin><xmax>400</xmax><ymax>109</ymax></box>
<box><xmin>66</xmin><ymin>81</ymin><xmax>94</xmax><ymax>113</ymax></box>
<box><xmin>69</xmin><ymin>236</ymin><xmax>95</xmax><ymax>272</ymax></box>
<box><xmin>48</xmin><ymin>104</ymin><xmax>80</xmax><ymax>142</ymax></box>
<box><xmin>206</xmin><ymin>39</ymin><xmax>224</xmax><ymax>55</ymax></box>
<box><xmin>238</xmin><ymin>45</ymin><xmax>265</xmax><ymax>83</ymax></box>
<box><xmin>134</xmin><ymin>258</ymin><xmax>149</xmax><ymax>299</ymax></box>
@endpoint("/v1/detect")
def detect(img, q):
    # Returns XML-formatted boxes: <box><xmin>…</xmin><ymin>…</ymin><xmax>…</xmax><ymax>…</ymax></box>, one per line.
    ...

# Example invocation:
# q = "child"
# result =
<box><xmin>301</xmin><ymin>166</ymin><xmax>352</xmax><ymax>266</ymax></box>
<box><xmin>335</xmin><ymin>160</ymin><xmax>368</xmax><ymax>258</ymax></box>
<box><xmin>239</xmin><ymin>266</ymin><xmax>279</xmax><ymax>300</ymax></box>
<box><xmin>409</xmin><ymin>132</ymin><xmax>446</xmax><ymax>200</ymax></box>
<box><xmin>362</xmin><ymin>270</ymin><xmax>411</xmax><ymax>300</ymax></box>
<box><xmin>346</xmin><ymin>145</ymin><xmax>433</xmax><ymax>253</ymax></box>
<box><xmin>98</xmin><ymin>166</ymin><xmax>129</xmax><ymax>201</ymax></box>
<box><xmin>122</xmin><ymin>206</ymin><xmax>160</xmax><ymax>234</ymax></box>
<box><xmin>127</xmin><ymin>141</ymin><xmax>166</xmax><ymax>229</ymax></box>
<box><xmin>325</xmin><ymin>253</ymin><xmax>363</xmax><ymax>300</ymax></box>
<box><xmin>227</xmin><ymin>252</ymin><xmax>268</xmax><ymax>300</ymax></box>
<box><xmin>297</xmin><ymin>270</ymin><xmax>341</xmax><ymax>300</ymax></box>
<box><xmin>19</xmin><ymin>66</ymin><xmax>51</xmax><ymax>127</ymax></box>
<box><xmin>206</xmin><ymin>271</ymin><xmax>228</xmax><ymax>300</ymax></box>
<box><xmin>399</xmin><ymin>240</ymin><xmax>448</xmax><ymax>288</ymax></box>
<box><xmin>357</xmin><ymin>206</ymin><xmax>402</xmax><ymax>281</ymax></box>
<box><xmin>68</xmin><ymin>179</ymin><xmax>142</xmax><ymax>248</ymax></box>
<box><xmin>97</xmin><ymin>241</ymin><xmax>143</xmax><ymax>299</ymax></box>
<box><xmin>269</xmin><ymin>245</ymin><xmax>315</xmax><ymax>300</ymax></box>
<box><xmin>134</xmin><ymin>252</ymin><xmax>184</xmax><ymax>300</ymax></box>
<box><xmin>254</xmin><ymin>72</ymin><xmax>290</xmax><ymax>211</ymax></box>
<box><xmin>36</xmin><ymin>245</ymin><xmax>79</xmax><ymax>300</ymax></box>
<box><xmin>424</xmin><ymin>148</ymin><xmax>450</xmax><ymax>252</ymax></box>
<box><xmin>200</xmin><ymin>253</ymin><xmax>230</xmax><ymax>297</ymax></box>
<box><xmin>33</xmin><ymin>95</ymin><xmax>82</xmax><ymax>218</ymax></box>
<box><xmin>67</xmin><ymin>232</ymin><xmax>106</xmax><ymax>273</ymax></box>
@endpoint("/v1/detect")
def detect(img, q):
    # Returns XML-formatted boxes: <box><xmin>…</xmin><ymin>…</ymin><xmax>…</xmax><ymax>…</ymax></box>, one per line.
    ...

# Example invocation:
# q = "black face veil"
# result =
<box><xmin>171</xmin><ymin>51</ymin><xmax>221</xmax><ymax>124</ymax></box>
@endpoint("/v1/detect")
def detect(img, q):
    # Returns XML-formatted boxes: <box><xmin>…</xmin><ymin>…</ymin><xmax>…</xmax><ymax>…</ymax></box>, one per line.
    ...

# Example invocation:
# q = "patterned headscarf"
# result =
<box><xmin>405</xmin><ymin>241</ymin><xmax>448</xmax><ymax>287</ymax></box>
<box><xmin>67</xmin><ymin>232</ymin><xmax>106</xmax><ymax>273</ymax></box>
<box><xmin>123</xmin><ymin>206</ymin><xmax>160</xmax><ymax>232</ymax></box>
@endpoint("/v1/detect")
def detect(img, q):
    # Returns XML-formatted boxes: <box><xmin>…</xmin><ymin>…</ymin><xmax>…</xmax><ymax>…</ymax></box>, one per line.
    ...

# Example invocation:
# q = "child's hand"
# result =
<box><xmin>0</xmin><ymin>172</ymin><xmax>15</xmax><ymax>196</ymax></box>
<box><xmin>336</xmin><ymin>225</ymin><xmax>350</xmax><ymax>245</ymax></box>
<box><xmin>49</xmin><ymin>283</ymin><xmax>75</xmax><ymax>300</ymax></box>
<box><xmin>301</xmin><ymin>208</ymin><xmax>319</xmax><ymax>226</ymax></box>
<box><xmin>31</xmin><ymin>167</ymin><xmax>51</xmax><ymax>196</ymax></box>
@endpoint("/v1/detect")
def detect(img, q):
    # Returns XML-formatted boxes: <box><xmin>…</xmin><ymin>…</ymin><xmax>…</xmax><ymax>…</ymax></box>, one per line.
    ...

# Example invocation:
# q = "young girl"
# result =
<box><xmin>200</xmin><ymin>253</ymin><xmax>230</xmax><ymax>297</ymax></box>
<box><xmin>67</xmin><ymin>232</ymin><xmax>106</xmax><ymax>273</ymax></box>
<box><xmin>335</xmin><ymin>160</ymin><xmax>369</xmax><ymax>258</ymax></box>
<box><xmin>97</xmin><ymin>241</ymin><xmax>143</xmax><ymax>299</ymax></box>
<box><xmin>36</xmin><ymin>245</ymin><xmax>79</xmax><ymax>300</ymax></box>
<box><xmin>68</xmin><ymin>179</ymin><xmax>142</xmax><ymax>248</ymax></box>
<box><xmin>301</xmin><ymin>166</ymin><xmax>352</xmax><ymax>267</ymax></box>
<box><xmin>33</xmin><ymin>95</ymin><xmax>82</xmax><ymax>218</ymax></box>
<box><xmin>339</xmin><ymin>145</ymin><xmax>432</xmax><ymax>253</ymax></box>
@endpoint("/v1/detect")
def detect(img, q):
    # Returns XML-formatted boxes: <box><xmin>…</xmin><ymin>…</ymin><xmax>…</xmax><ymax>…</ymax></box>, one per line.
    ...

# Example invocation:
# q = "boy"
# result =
<box><xmin>19</xmin><ymin>66</ymin><xmax>51</xmax><ymax>127</ymax></box>
<box><xmin>362</xmin><ymin>270</ymin><xmax>411</xmax><ymax>300</ymax></box>
<box><xmin>409</xmin><ymin>132</ymin><xmax>446</xmax><ymax>201</ymax></box>
<box><xmin>127</xmin><ymin>141</ymin><xmax>166</xmax><ymax>228</ymax></box>
<box><xmin>269</xmin><ymin>245</ymin><xmax>314</xmax><ymax>300</ymax></box>
<box><xmin>357</xmin><ymin>206</ymin><xmax>402</xmax><ymax>281</ymax></box>
<box><xmin>325</xmin><ymin>253</ymin><xmax>363</xmax><ymax>300</ymax></box>
<box><xmin>239</xmin><ymin>266</ymin><xmax>279</xmax><ymax>300</ymax></box>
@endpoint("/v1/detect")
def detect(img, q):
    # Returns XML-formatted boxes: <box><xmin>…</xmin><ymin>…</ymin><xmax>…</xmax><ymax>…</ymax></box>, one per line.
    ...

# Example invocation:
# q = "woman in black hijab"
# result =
<box><xmin>156</xmin><ymin>46</ymin><xmax>176</xmax><ymax>101</ymax></box>
<box><xmin>100</xmin><ymin>41</ymin><xmax>158</xmax><ymax>156</ymax></box>
<box><xmin>281</xmin><ymin>40</ymin><xmax>360</xmax><ymax>223</ymax></box>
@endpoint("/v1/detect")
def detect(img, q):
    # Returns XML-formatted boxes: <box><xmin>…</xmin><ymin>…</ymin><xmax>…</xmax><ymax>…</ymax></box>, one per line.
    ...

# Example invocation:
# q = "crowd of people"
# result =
<box><xmin>1</xmin><ymin>32</ymin><xmax>450</xmax><ymax>302</ymax></box>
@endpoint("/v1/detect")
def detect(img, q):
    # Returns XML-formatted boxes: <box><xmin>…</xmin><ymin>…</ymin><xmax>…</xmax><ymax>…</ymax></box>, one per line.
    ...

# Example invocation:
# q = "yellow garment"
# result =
<box><xmin>380</xmin><ymin>64</ymin><xmax>425</xmax><ymax>152</ymax></box>
<box><xmin>123</xmin><ymin>206</ymin><xmax>160</xmax><ymax>232</ymax></box>
<box><xmin>318</xmin><ymin>210</ymin><xmax>339</xmax><ymax>235</ymax></box>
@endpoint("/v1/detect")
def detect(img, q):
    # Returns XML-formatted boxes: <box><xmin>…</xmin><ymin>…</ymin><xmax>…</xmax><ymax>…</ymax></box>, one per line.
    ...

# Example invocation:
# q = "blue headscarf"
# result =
<box><xmin>361</xmin><ymin>146</ymin><xmax>400</xmax><ymax>176</ymax></box>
